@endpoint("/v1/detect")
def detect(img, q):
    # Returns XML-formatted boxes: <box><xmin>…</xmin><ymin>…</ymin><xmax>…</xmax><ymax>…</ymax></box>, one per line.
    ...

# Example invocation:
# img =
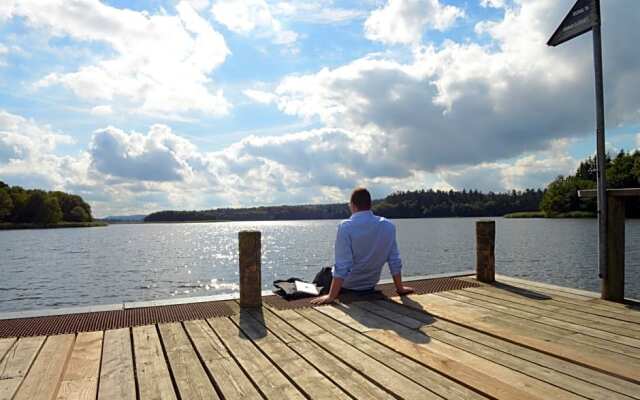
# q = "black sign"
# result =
<box><xmin>547</xmin><ymin>0</ymin><xmax>597</xmax><ymax>47</ymax></box>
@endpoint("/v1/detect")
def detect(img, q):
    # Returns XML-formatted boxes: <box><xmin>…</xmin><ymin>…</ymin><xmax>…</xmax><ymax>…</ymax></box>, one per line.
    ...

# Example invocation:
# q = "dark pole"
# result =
<box><xmin>592</xmin><ymin>0</ymin><xmax>607</xmax><ymax>280</ymax></box>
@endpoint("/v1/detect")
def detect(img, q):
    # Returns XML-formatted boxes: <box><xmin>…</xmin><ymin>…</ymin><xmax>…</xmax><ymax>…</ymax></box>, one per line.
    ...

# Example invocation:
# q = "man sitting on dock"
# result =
<box><xmin>311</xmin><ymin>187</ymin><xmax>415</xmax><ymax>305</ymax></box>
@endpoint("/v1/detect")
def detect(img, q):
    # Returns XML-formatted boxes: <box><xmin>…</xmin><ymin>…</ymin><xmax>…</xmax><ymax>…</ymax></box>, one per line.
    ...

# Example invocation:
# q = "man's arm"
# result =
<box><xmin>392</xmin><ymin>273</ymin><xmax>414</xmax><ymax>295</ymax></box>
<box><xmin>311</xmin><ymin>277</ymin><xmax>343</xmax><ymax>304</ymax></box>
<box><xmin>388</xmin><ymin>227</ymin><xmax>414</xmax><ymax>295</ymax></box>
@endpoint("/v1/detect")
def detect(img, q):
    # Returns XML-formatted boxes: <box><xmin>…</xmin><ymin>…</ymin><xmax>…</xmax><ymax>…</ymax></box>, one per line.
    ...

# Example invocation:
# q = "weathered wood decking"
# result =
<box><xmin>1</xmin><ymin>275</ymin><xmax>639</xmax><ymax>400</ymax></box>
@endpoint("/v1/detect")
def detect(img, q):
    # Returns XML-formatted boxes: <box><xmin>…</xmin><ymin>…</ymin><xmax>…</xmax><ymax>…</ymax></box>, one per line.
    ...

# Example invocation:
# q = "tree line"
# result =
<box><xmin>0</xmin><ymin>181</ymin><xmax>94</xmax><ymax>225</ymax></box>
<box><xmin>145</xmin><ymin>189</ymin><xmax>545</xmax><ymax>222</ymax></box>
<box><xmin>540</xmin><ymin>149</ymin><xmax>640</xmax><ymax>217</ymax></box>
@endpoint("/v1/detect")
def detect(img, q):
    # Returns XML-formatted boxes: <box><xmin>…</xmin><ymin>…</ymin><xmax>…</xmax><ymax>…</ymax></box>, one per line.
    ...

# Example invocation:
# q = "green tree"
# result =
<box><xmin>575</xmin><ymin>156</ymin><xmax>598</xmax><ymax>181</ymax></box>
<box><xmin>23</xmin><ymin>191</ymin><xmax>63</xmax><ymax>224</ymax></box>
<box><xmin>68</xmin><ymin>205</ymin><xmax>90</xmax><ymax>222</ymax></box>
<box><xmin>607</xmin><ymin>150</ymin><xmax>638</xmax><ymax>188</ymax></box>
<box><xmin>0</xmin><ymin>189</ymin><xmax>13</xmax><ymax>222</ymax></box>
<box><xmin>9</xmin><ymin>187</ymin><xmax>29</xmax><ymax>222</ymax></box>
<box><xmin>633</xmin><ymin>155</ymin><xmax>640</xmax><ymax>182</ymax></box>
<box><xmin>540</xmin><ymin>176</ymin><xmax>596</xmax><ymax>217</ymax></box>
<box><xmin>51</xmin><ymin>192</ymin><xmax>93</xmax><ymax>222</ymax></box>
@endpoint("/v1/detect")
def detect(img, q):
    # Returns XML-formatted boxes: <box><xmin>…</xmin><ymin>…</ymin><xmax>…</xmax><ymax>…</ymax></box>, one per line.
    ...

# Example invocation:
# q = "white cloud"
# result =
<box><xmin>90</xmin><ymin>105</ymin><xmax>113</xmax><ymax>116</ymax></box>
<box><xmin>6</xmin><ymin>0</ymin><xmax>230</xmax><ymax>118</ymax></box>
<box><xmin>0</xmin><ymin>110</ymin><xmax>82</xmax><ymax>191</ymax></box>
<box><xmin>3</xmin><ymin>1</ymin><xmax>639</xmax><ymax>216</ymax></box>
<box><xmin>271</xmin><ymin>1</ymin><xmax>365</xmax><ymax>24</ymax></box>
<box><xmin>90</xmin><ymin>125</ymin><xmax>199</xmax><ymax>182</ymax></box>
<box><xmin>480</xmin><ymin>0</ymin><xmax>507</xmax><ymax>8</ymax></box>
<box><xmin>0</xmin><ymin>106</ymin><xmax>411</xmax><ymax>215</ymax></box>
<box><xmin>243</xmin><ymin>89</ymin><xmax>276</xmax><ymax>104</ymax></box>
<box><xmin>266</xmin><ymin>0</ymin><xmax>640</xmax><ymax>175</ymax></box>
<box><xmin>184</xmin><ymin>0</ymin><xmax>211</xmax><ymax>12</ymax></box>
<box><xmin>212</xmin><ymin>0</ymin><xmax>297</xmax><ymax>45</ymax></box>
<box><xmin>636</xmin><ymin>133</ymin><xmax>640</xmax><ymax>150</ymax></box>
<box><xmin>0</xmin><ymin>110</ymin><xmax>74</xmax><ymax>163</ymax></box>
<box><xmin>364</xmin><ymin>0</ymin><xmax>465</xmax><ymax>45</ymax></box>
<box><xmin>441</xmin><ymin>139</ymin><xmax>578</xmax><ymax>191</ymax></box>
<box><xmin>0</xmin><ymin>105</ymin><xmax>587</xmax><ymax>217</ymax></box>
<box><xmin>0</xmin><ymin>43</ymin><xmax>7</xmax><ymax>67</ymax></box>
<box><xmin>0</xmin><ymin>2</ymin><xmax>14</xmax><ymax>21</ymax></box>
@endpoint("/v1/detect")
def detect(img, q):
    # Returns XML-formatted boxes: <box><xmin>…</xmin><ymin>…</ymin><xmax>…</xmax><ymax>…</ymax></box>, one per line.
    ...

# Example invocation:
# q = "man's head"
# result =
<box><xmin>349</xmin><ymin>187</ymin><xmax>371</xmax><ymax>213</ymax></box>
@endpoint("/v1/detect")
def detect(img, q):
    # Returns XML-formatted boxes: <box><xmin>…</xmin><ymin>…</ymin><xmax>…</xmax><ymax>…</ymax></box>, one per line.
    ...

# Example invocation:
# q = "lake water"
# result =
<box><xmin>1</xmin><ymin>218</ymin><xmax>638</xmax><ymax>313</ymax></box>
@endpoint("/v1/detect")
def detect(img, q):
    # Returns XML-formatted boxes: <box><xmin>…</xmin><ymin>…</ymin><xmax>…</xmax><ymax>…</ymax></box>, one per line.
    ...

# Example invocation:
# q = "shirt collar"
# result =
<box><xmin>351</xmin><ymin>210</ymin><xmax>373</xmax><ymax>219</ymax></box>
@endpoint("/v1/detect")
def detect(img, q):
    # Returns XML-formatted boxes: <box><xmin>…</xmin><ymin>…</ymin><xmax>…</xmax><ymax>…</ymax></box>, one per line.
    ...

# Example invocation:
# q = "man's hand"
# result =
<box><xmin>310</xmin><ymin>294</ymin><xmax>337</xmax><ymax>305</ymax></box>
<box><xmin>311</xmin><ymin>276</ymin><xmax>343</xmax><ymax>305</ymax></box>
<box><xmin>395</xmin><ymin>285</ymin><xmax>415</xmax><ymax>296</ymax></box>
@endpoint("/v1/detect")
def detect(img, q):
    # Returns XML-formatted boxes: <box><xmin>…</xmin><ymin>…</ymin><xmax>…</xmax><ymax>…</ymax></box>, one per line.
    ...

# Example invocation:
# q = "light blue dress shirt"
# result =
<box><xmin>332</xmin><ymin>210</ymin><xmax>403</xmax><ymax>290</ymax></box>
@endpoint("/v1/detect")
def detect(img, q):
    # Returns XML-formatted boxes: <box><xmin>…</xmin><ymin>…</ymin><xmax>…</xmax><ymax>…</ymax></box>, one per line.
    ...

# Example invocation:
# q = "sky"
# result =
<box><xmin>0</xmin><ymin>0</ymin><xmax>638</xmax><ymax>217</ymax></box>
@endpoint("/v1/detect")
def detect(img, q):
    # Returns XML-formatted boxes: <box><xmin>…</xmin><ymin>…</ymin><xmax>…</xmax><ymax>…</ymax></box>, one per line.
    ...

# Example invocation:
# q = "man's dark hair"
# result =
<box><xmin>350</xmin><ymin>187</ymin><xmax>371</xmax><ymax>210</ymax></box>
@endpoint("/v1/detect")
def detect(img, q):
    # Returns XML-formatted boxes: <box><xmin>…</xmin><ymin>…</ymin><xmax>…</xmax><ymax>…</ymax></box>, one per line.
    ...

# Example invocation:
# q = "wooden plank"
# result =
<box><xmin>494</xmin><ymin>276</ymin><xmax>640</xmax><ymax>321</ymax></box>
<box><xmin>0</xmin><ymin>336</ymin><xmax>45</xmax><ymax>400</ymax></box>
<box><xmin>358</xmin><ymin>301</ymin><xmax>636</xmax><ymax>400</ymax></box>
<box><xmin>399</xmin><ymin>293</ymin><xmax>640</xmax><ymax>383</ymax></box>
<box><xmin>258</xmin><ymin>307</ymin><xmax>396</xmax><ymax>400</ymax></box>
<box><xmin>132</xmin><ymin>325</ymin><xmax>177</xmax><ymax>400</ymax></box>
<box><xmin>98</xmin><ymin>328</ymin><xmax>135</xmax><ymax>400</ymax></box>
<box><xmin>0</xmin><ymin>338</ymin><xmax>16</xmax><ymax>363</ymax></box>
<box><xmin>440</xmin><ymin>290</ymin><xmax>640</xmax><ymax>351</ymax></box>
<box><xmin>460</xmin><ymin>284</ymin><xmax>640</xmax><ymax>332</ymax></box>
<box><xmin>373</xmin><ymin>299</ymin><xmax>640</xmax><ymax>400</ymax></box>
<box><xmin>183</xmin><ymin>319</ymin><xmax>262</xmax><ymax>400</ymax></box>
<box><xmin>13</xmin><ymin>334</ymin><xmax>75</xmax><ymax>400</ymax></box>
<box><xmin>232</xmin><ymin>310</ymin><xmax>350</xmax><ymax>399</ymax></box>
<box><xmin>495</xmin><ymin>275</ymin><xmax>640</xmax><ymax>311</ymax></box>
<box><xmin>208</xmin><ymin>317</ymin><xmax>305</xmax><ymax>399</ymax></box>
<box><xmin>55</xmin><ymin>331</ymin><xmax>103</xmax><ymax>400</ymax></box>
<box><xmin>266</xmin><ymin>306</ymin><xmax>440</xmax><ymax>400</ymax></box>
<box><xmin>244</xmin><ymin>307</ymin><xmax>306</xmax><ymax>344</ymax></box>
<box><xmin>158</xmin><ymin>323</ymin><xmax>219</xmax><ymax>400</ymax></box>
<box><xmin>318</xmin><ymin>304</ymin><xmax>585</xmax><ymax>400</ymax></box>
<box><xmin>426</xmin><ymin>327</ymin><xmax>634</xmax><ymax>400</ymax></box>
<box><xmin>465</xmin><ymin>285</ymin><xmax>640</xmax><ymax>333</ymax></box>
<box><xmin>297</xmin><ymin>307</ymin><xmax>489</xmax><ymax>400</ymax></box>
<box><xmin>444</xmin><ymin>291</ymin><xmax>640</xmax><ymax>351</ymax></box>
<box><xmin>493</xmin><ymin>275</ymin><xmax>597</xmax><ymax>299</ymax></box>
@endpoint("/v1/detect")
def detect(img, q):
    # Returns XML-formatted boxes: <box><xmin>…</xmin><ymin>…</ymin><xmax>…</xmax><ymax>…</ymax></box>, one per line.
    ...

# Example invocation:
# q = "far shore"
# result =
<box><xmin>0</xmin><ymin>221</ymin><xmax>108</xmax><ymax>230</ymax></box>
<box><xmin>503</xmin><ymin>211</ymin><xmax>596</xmax><ymax>219</ymax></box>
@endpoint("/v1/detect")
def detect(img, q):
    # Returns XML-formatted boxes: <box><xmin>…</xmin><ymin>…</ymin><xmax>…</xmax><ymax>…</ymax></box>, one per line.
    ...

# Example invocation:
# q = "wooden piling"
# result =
<box><xmin>476</xmin><ymin>221</ymin><xmax>495</xmax><ymax>283</ymax></box>
<box><xmin>603</xmin><ymin>196</ymin><xmax>625</xmax><ymax>301</ymax></box>
<box><xmin>239</xmin><ymin>231</ymin><xmax>261</xmax><ymax>308</ymax></box>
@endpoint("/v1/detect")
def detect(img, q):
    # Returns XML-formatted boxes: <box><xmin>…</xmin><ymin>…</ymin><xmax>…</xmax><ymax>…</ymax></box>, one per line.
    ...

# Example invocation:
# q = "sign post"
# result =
<box><xmin>548</xmin><ymin>0</ymin><xmax>608</xmax><ymax>280</ymax></box>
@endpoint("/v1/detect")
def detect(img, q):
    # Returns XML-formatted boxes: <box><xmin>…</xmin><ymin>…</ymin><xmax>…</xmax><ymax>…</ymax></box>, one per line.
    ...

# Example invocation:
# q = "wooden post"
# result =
<box><xmin>476</xmin><ymin>221</ymin><xmax>495</xmax><ymax>283</ymax></box>
<box><xmin>239</xmin><ymin>231</ymin><xmax>261</xmax><ymax>308</ymax></box>
<box><xmin>603</xmin><ymin>196</ymin><xmax>625</xmax><ymax>301</ymax></box>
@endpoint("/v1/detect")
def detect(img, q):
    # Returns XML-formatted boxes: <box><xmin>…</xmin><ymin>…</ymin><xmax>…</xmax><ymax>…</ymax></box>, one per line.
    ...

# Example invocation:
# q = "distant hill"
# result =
<box><xmin>104</xmin><ymin>214</ymin><xmax>147</xmax><ymax>222</ymax></box>
<box><xmin>144</xmin><ymin>189</ymin><xmax>545</xmax><ymax>222</ymax></box>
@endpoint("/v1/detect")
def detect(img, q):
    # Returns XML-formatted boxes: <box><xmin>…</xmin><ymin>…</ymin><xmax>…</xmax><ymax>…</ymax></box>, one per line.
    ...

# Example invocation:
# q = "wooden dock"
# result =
<box><xmin>1</xmin><ymin>275</ymin><xmax>639</xmax><ymax>400</ymax></box>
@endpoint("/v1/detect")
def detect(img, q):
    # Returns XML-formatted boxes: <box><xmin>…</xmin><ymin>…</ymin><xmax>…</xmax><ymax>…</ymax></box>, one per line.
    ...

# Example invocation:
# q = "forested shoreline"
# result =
<box><xmin>0</xmin><ymin>181</ymin><xmax>98</xmax><ymax>227</ymax></box>
<box><xmin>145</xmin><ymin>189</ymin><xmax>545</xmax><ymax>222</ymax></box>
